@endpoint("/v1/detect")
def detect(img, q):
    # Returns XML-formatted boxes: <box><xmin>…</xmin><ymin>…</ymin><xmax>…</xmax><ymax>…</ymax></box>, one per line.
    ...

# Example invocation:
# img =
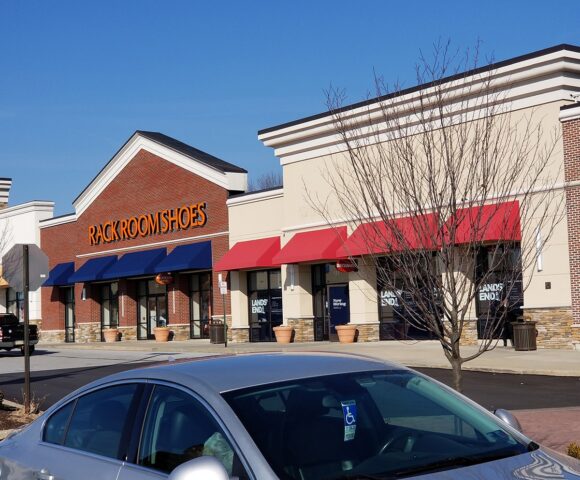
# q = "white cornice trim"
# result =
<box><xmin>40</xmin><ymin>214</ymin><xmax>77</xmax><ymax>228</ymax></box>
<box><xmin>73</xmin><ymin>133</ymin><xmax>248</xmax><ymax>217</ymax></box>
<box><xmin>76</xmin><ymin>230</ymin><xmax>229</xmax><ymax>258</ymax></box>
<box><xmin>259</xmin><ymin>50</ymin><xmax>580</xmax><ymax>165</ymax></box>
<box><xmin>227</xmin><ymin>188</ymin><xmax>284</xmax><ymax>206</ymax></box>
<box><xmin>0</xmin><ymin>201</ymin><xmax>54</xmax><ymax>219</ymax></box>
<box><xmin>560</xmin><ymin>104</ymin><xmax>580</xmax><ymax>122</ymax></box>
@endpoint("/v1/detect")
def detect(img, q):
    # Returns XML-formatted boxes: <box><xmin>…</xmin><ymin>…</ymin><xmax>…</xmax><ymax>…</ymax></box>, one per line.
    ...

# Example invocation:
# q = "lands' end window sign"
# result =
<box><xmin>88</xmin><ymin>202</ymin><xmax>207</xmax><ymax>246</ymax></box>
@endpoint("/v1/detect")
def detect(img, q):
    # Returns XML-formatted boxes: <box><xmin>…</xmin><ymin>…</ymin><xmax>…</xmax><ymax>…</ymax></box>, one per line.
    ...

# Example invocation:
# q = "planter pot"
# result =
<box><xmin>335</xmin><ymin>324</ymin><xmax>357</xmax><ymax>343</ymax></box>
<box><xmin>103</xmin><ymin>329</ymin><xmax>119</xmax><ymax>343</ymax></box>
<box><xmin>154</xmin><ymin>327</ymin><xmax>171</xmax><ymax>342</ymax></box>
<box><xmin>273</xmin><ymin>326</ymin><xmax>294</xmax><ymax>344</ymax></box>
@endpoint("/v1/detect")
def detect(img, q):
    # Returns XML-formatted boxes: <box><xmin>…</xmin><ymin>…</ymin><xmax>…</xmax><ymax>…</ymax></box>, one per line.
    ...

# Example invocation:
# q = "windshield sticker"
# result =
<box><xmin>341</xmin><ymin>400</ymin><xmax>357</xmax><ymax>442</ymax></box>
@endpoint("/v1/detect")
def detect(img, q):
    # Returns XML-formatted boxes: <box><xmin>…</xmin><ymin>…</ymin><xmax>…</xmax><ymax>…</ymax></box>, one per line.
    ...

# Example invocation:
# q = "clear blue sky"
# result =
<box><xmin>1</xmin><ymin>0</ymin><xmax>579</xmax><ymax>215</ymax></box>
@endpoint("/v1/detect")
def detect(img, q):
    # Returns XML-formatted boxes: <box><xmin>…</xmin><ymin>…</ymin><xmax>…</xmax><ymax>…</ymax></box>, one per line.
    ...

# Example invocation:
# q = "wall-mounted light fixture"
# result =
<box><xmin>81</xmin><ymin>287</ymin><xmax>87</xmax><ymax>301</ymax></box>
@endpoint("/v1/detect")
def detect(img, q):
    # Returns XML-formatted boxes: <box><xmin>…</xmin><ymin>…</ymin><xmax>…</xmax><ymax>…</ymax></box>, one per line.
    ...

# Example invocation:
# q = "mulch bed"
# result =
<box><xmin>0</xmin><ymin>405</ymin><xmax>38</xmax><ymax>432</ymax></box>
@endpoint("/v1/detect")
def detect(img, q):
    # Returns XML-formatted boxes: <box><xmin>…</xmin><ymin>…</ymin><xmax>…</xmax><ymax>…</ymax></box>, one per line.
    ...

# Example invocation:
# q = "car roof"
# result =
<box><xmin>97</xmin><ymin>352</ymin><xmax>404</xmax><ymax>393</ymax></box>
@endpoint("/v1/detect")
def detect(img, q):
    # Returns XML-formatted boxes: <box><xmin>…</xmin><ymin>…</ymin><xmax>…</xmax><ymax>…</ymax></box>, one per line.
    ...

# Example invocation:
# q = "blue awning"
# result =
<box><xmin>154</xmin><ymin>241</ymin><xmax>212</xmax><ymax>273</ymax></box>
<box><xmin>101</xmin><ymin>248</ymin><xmax>167</xmax><ymax>280</ymax></box>
<box><xmin>43</xmin><ymin>262</ymin><xmax>75</xmax><ymax>287</ymax></box>
<box><xmin>68</xmin><ymin>256</ymin><xmax>118</xmax><ymax>283</ymax></box>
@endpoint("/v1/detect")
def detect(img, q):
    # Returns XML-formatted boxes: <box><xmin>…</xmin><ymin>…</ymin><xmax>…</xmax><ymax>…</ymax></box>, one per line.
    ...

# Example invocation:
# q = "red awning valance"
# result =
<box><xmin>272</xmin><ymin>227</ymin><xmax>347</xmax><ymax>264</ymax></box>
<box><xmin>446</xmin><ymin>201</ymin><xmax>521</xmax><ymax>244</ymax></box>
<box><xmin>337</xmin><ymin>213</ymin><xmax>440</xmax><ymax>257</ymax></box>
<box><xmin>214</xmin><ymin>237</ymin><xmax>281</xmax><ymax>271</ymax></box>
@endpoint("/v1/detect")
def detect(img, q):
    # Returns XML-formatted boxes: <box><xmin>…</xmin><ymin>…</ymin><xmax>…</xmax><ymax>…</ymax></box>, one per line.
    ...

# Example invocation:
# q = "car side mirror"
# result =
<box><xmin>494</xmin><ymin>408</ymin><xmax>523</xmax><ymax>433</ymax></box>
<box><xmin>168</xmin><ymin>456</ymin><xmax>230</xmax><ymax>480</ymax></box>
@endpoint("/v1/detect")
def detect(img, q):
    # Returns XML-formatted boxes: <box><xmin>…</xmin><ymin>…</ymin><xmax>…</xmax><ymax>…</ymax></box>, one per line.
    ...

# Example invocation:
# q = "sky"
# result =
<box><xmin>1</xmin><ymin>1</ymin><xmax>579</xmax><ymax>215</ymax></box>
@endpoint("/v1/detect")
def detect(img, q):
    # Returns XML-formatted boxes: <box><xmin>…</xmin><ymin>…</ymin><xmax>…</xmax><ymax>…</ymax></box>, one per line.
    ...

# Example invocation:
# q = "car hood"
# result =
<box><xmin>413</xmin><ymin>448</ymin><xmax>580</xmax><ymax>479</ymax></box>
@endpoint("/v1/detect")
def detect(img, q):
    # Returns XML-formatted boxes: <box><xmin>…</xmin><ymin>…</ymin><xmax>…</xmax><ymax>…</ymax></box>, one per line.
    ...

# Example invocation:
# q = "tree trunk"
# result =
<box><xmin>450</xmin><ymin>356</ymin><xmax>463</xmax><ymax>393</ymax></box>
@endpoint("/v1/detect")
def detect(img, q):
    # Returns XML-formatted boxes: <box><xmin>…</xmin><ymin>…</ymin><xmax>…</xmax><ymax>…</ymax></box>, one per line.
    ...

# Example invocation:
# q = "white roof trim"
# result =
<box><xmin>560</xmin><ymin>103</ymin><xmax>580</xmax><ymax>122</ymax></box>
<box><xmin>259</xmin><ymin>48</ymin><xmax>580</xmax><ymax>164</ymax></box>
<box><xmin>73</xmin><ymin>133</ymin><xmax>247</xmax><ymax>217</ymax></box>
<box><xmin>40</xmin><ymin>214</ymin><xmax>77</xmax><ymax>229</ymax></box>
<box><xmin>227</xmin><ymin>188</ymin><xmax>284</xmax><ymax>206</ymax></box>
<box><xmin>0</xmin><ymin>201</ymin><xmax>54</xmax><ymax>219</ymax></box>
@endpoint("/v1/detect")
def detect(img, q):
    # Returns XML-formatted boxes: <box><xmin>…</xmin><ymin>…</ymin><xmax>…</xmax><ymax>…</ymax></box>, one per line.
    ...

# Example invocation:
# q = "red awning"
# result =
<box><xmin>446</xmin><ymin>201</ymin><xmax>521</xmax><ymax>244</ymax></box>
<box><xmin>272</xmin><ymin>227</ymin><xmax>348</xmax><ymax>264</ymax></box>
<box><xmin>214</xmin><ymin>237</ymin><xmax>281</xmax><ymax>271</ymax></box>
<box><xmin>337</xmin><ymin>213</ymin><xmax>440</xmax><ymax>257</ymax></box>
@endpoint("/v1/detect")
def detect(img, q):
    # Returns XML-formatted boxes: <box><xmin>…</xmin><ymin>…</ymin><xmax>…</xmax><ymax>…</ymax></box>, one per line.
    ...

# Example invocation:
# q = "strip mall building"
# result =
<box><xmin>41</xmin><ymin>45</ymin><xmax>580</xmax><ymax>348</ymax></box>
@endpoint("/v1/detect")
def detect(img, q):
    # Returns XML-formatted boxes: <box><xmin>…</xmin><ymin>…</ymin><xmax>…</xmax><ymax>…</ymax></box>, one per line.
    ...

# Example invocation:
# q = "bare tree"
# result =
<box><xmin>311</xmin><ymin>42</ymin><xmax>563</xmax><ymax>391</ymax></box>
<box><xmin>248</xmin><ymin>170</ymin><xmax>283</xmax><ymax>192</ymax></box>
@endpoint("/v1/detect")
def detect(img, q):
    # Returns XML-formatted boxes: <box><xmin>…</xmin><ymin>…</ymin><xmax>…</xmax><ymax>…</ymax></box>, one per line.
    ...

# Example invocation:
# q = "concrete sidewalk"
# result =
<box><xmin>39</xmin><ymin>339</ymin><xmax>580</xmax><ymax>377</ymax></box>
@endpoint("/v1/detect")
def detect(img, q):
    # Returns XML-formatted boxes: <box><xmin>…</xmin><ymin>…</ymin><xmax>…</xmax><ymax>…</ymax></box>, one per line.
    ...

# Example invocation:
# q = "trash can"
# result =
<box><xmin>511</xmin><ymin>321</ymin><xmax>537</xmax><ymax>351</ymax></box>
<box><xmin>209</xmin><ymin>320</ymin><xmax>225</xmax><ymax>344</ymax></box>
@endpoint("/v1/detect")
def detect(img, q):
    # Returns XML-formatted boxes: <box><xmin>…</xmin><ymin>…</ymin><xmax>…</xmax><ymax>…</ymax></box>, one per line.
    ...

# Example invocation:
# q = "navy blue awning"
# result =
<box><xmin>101</xmin><ymin>248</ymin><xmax>166</xmax><ymax>280</ymax></box>
<box><xmin>43</xmin><ymin>262</ymin><xmax>75</xmax><ymax>287</ymax></box>
<box><xmin>154</xmin><ymin>241</ymin><xmax>212</xmax><ymax>273</ymax></box>
<box><xmin>68</xmin><ymin>256</ymin><xmax>118</xmax><ymax>283</ymax></box>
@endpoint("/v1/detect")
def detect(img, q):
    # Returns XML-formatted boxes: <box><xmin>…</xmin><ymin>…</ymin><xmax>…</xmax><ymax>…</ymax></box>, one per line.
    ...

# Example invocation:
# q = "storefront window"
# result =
<box><xmin>377</xmin><ymin>255</ymin><xmax>440</xmax><ymax>341</ymax></box>
<box><xmin>6</xmin><ymin>288</ymin><xmax>24</xmax><ymax>321</ymax></box>
<box><xmin>137</xmin><ymin>280</ymin><xmax>168</xmax><ymax>340</ymax></box>
<box><xmin>190</xmin><ymin>272</ymin><xmax>212</xmax><ymax>339</ymax></box>
<box><xmin>248</xmin><ymin>270</ymin><xmax>282</xmax><ymax>342</ymax></box>
<box><xmin>101</xmin><ymin>283</ymin><xmax>119</xmax><ymax>340</ymax></box>
<box><xmin>475</xmin><ymin>245</ymin><xmax>523</xmax><ymax>340</ymax></box>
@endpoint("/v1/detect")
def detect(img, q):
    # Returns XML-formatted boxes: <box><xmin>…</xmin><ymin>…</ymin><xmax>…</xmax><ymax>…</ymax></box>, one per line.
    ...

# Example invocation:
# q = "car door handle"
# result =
<box><xmin>37</xmin><ymin>469</ymin><xmax>56</xmax><ymax>480</ymax></box>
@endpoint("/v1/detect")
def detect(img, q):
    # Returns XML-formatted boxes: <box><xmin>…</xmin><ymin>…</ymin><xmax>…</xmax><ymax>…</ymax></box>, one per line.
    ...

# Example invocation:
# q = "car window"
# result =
<box><xmin>223</xmin><ymin>370</ymin><xmax>528</xmax><ymax>480</ymax></box>
<box><xmin>61</xmin><ymin>384</ymin><xmax>139</xmax><ymax>459</ymax></box>
<box><xmin>137</xmin><ymin>385</ymin><xmax>248</xmax><ymax>478</ymax></box>
<box><xmin>43</xmin><ymin>401</ymin><xmax>75</xmax><ymax>445</ymax></box>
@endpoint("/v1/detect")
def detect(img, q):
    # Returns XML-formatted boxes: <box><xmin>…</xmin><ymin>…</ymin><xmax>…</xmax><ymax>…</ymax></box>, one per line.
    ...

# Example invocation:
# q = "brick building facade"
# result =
<box><xmin>40</xmin><ymin>131</ymin><xmax>246</xmax><ymax>343</ymax></box>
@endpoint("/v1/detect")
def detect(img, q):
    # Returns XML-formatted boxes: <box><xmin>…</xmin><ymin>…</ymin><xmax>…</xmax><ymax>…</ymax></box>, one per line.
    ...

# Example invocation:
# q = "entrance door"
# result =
<box><xmin>327</xmin><ymin>284</ymin><xmax>349</xmax><ymax>342</ymax></box>
<box><xmin>190</xmin><ymin>272</ymin><xmax>211</xmax><ymax>339</ymax></box>
<box><xmin>138</xmin><ymin>280</ymin><xmax>167</xmax><ymax>340</ymax></box>
<box><xmin>64</xmin><ymin>287</ymin><xmax>75</xmax><ymax>343</ymax></box>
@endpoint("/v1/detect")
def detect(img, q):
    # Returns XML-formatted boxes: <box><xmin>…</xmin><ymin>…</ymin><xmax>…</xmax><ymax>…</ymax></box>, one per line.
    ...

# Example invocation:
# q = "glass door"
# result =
<box><xmin>64</xmin><ymin>287</ymin><xmax>75</xmax><ymax>343</ymax></box>
<box><xmin>327</xmin><ymin>284</ymin><xmax>349</xmax><ymax>342</ymax></box>
<box><xmin>190</xmin><ymin>272</ymin><xmax>212</xmax><ymax>339</ymax></box>
<box><xmin>100</xmin><ymin>283</ymin><xmax>119</xmax><ymax>341</ymax></box>
<box><xmin>137</xmin><ymin>280</ymin><xmax>167</xmax><ymax>340</ymax></box>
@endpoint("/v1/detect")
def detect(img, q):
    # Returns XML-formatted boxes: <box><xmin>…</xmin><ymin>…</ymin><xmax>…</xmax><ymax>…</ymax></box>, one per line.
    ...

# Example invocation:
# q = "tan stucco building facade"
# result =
<box><xmin>216</xmin><ymin>44</ymin><xmax>580</xmax><ymax>349</ymax></box>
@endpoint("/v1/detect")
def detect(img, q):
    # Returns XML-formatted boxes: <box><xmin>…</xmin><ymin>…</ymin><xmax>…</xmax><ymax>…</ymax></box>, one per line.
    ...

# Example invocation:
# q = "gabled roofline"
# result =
<box><xmin>258</xmin><ymin>44</ymin><xmax>580</xmax><ymax>136</ymax></box>
<box><xmin>72</xmin><ymin>131</ymin><xmax>248</xmax><ymax>218</ymax></box>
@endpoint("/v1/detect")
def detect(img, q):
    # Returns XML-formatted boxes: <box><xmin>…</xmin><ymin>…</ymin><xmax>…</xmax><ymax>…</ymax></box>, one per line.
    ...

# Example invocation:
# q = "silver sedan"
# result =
<box><xmin>0</xmin><ymin>352</ymin><xmax>579</xmax><ymax>479</ymax></box>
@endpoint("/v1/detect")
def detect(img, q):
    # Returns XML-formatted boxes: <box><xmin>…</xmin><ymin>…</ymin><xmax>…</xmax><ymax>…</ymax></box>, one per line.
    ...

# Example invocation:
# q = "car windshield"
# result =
<box><xmin>222</xmin><ymin>369</ymin><xmax>529</xmax><ymax>479</ymax></box>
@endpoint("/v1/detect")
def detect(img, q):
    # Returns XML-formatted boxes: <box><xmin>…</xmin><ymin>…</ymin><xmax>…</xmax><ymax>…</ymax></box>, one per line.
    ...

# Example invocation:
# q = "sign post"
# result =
<box><xmin>22</xmin><ymin>245</ymin><xmax>31</xmax><ymax>414</ymax></box>
<box><xmin>2</xmin><ymin>244</ymin><xmax>49</xmax><ymax>414</ymax></box>
<box><xmin>218</xmin><ymin>274</ymin><xmax>228</xmax><ymax>348</ymax></box>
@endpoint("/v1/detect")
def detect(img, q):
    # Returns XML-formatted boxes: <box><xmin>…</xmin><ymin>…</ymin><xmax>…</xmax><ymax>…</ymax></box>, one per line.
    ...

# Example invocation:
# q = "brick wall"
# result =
<box><xmin>563</xmin><ymin>107</ymin><xmax>580</xmax><ymax>326</ymax></box>
<box><xmin>40</xmin><ymin>147</ymin><xmax>233</xmax><ymax>341</ymax></box>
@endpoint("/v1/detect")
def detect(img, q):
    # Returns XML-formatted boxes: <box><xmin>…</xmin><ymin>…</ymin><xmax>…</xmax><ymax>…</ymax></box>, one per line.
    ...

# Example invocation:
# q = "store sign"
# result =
<box><xmin>155</xmin><ymin>272</ymin><xmax>173</xmax><ymax>285</ymax></box>
<box><xmin>336</xmin><ymin>259</ymin><xmax>358</xmax><ymax>273</ymax></box>
<box><xmin>478</xmin><ymin>282</ymin><xmax>504</xmax><ymax>302</ymax></box>
<box><xmin>88</xmin><ymin>202</ymin><xmax>207</xmax><ymax>246</ymax></box>
<box><xmin>380</xmin><ymin>290</ymin><xmax>402</xmax><ymax>307</ymax></box>
<box><xmin>251</xmin><ymin>298</ymin><xmax>268</xmax><ymax>314</ymax></box>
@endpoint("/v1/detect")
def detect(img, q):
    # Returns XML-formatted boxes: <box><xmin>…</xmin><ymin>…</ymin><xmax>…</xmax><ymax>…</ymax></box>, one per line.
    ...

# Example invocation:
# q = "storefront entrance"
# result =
<box><xmin>137</xmin><ymin>280</ymin><xmax>168</xmax><ymax>340</ymax></box>
<box><xmin>190</xmin><ymin>272</ymin><xmax>212</xmax><ymax>339</ymax></box>
<box><xmin>327</xmin><ymin>284</ymin><xmax>350</xmax><ymax>341</ymax></box>
<box><xmin>248</xmin><ymin>270</ymin><xmax>283</xmax><ymax>342</ymax></box>
<box><xmin>64</xmin><ymin>286</ymin><xmax>75</xmax><ymax>343</ymax></box>
<box><xmin>100</xmin><ymin>282</ymin><xmax>119</xmax><ymax>341</ymax></box>
<box><xmin>313</xmin><ymin>264</ymin><xmax>351</xmax><ymax>341</ymax></box>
